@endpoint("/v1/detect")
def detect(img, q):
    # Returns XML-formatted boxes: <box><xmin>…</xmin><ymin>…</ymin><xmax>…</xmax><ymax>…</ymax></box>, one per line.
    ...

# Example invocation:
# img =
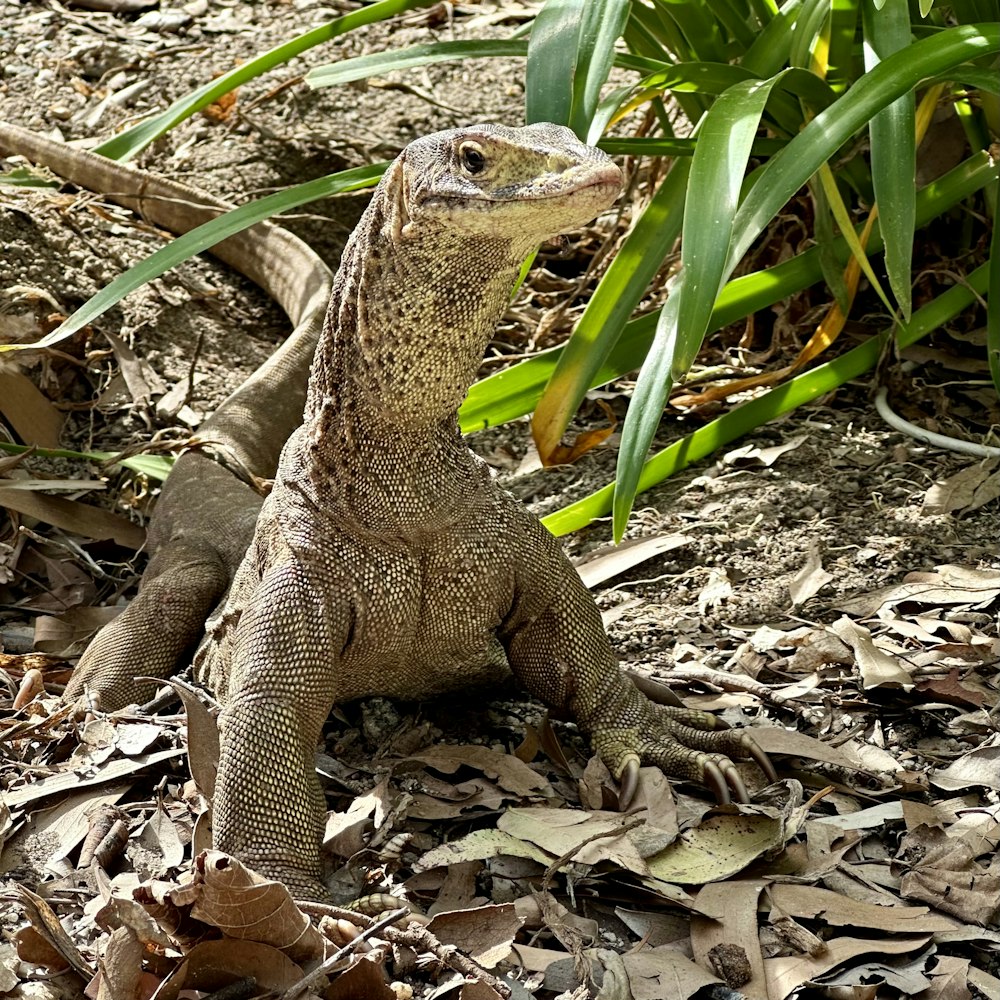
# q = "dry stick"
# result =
<box><xmin>297</xmin><ymin>901</ymin><xmax>512</xmax><ymax>999</ymax></box>
<box><xmin>542</xmin><ymin>817</ymin><xmax>646</xmax><ymax>891</ymax></box>
<box><xmin>666</xmin><ymin>663</ymin><xmax>792</xmax><ymax>706</ymax></box>
<box><xmin>281</xmin><ymin>907</ymin><xmax>409</xmax><ymax>1000</ymax></box>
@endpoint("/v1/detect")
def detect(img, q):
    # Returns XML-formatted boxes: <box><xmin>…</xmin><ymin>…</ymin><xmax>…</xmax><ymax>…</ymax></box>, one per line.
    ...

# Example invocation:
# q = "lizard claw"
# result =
<box><xmin>703</xmin><ymin>760</ymin><xmax>733</xmax><ymax>805</ymax></box>
<box><xmin>619</xmin><ymin>755</ymin><xmax>641</xmax><ymax>808</ymax></box>
<box><xmin>590</xmin><ymin>679</ymin><xmax>777</xmax><ymax>807</ymax></box>
<box><xmin>747</xmin><ymin>736</ymin><xmax>779</xmax><ymax>784</ymax></box>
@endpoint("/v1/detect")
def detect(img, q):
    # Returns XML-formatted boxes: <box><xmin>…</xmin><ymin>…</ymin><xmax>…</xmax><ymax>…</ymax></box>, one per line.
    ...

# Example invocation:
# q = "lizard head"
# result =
<box><xmin>387</xmin><ymin>122</ymin><xmax>622</xmax><ymax>250</ymax></box>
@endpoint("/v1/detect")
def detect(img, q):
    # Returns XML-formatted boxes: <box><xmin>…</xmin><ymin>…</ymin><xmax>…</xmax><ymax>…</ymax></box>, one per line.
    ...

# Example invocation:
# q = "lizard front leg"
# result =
<box><xmin>210</xmin><ymin>559</ymin><xmax>342</xmax><ymax>900</ymax></box>
<box><xmin>501</xmin><ymin>529</ymin><xmax>776</xmax><ymax>806</ymax></box>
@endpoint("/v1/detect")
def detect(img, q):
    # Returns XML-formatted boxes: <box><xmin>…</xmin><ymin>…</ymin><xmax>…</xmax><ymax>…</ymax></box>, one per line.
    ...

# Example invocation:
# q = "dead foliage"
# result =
<box><xmin>2</xmin><ymin>548</ymin><xmax>1000</xmax><ymax>998</ymax></box>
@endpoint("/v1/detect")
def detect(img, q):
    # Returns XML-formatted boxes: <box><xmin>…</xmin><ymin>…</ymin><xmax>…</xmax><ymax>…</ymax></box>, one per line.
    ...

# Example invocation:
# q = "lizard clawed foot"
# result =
<box><xmin>592</xmin><ymin>696</ymin><xmax>777</xmax><ymax>810</ymax></box>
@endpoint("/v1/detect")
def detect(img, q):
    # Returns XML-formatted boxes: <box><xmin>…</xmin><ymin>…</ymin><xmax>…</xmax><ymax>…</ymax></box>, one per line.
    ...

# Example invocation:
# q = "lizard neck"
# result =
<box><xmin>289</xmin><ymin>186</ymin><xmax>527</xmax><ymax>528</ymax></box>
<box><xmin>305</xmin><ymin>190</ymin><xmax>526</xmax><ymax>432</ymax></box>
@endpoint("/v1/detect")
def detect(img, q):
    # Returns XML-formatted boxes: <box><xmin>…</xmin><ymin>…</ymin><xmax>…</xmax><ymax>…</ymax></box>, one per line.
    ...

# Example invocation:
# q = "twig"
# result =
<box><xmin>281</xmin><ymin>907</ymin><xmax>408</xmax><ymax>1000</ymax></box>
<box><xmin>297</xmin><ymin>901</ymin><xmax>512</xmax><ymax>998</ymax></box>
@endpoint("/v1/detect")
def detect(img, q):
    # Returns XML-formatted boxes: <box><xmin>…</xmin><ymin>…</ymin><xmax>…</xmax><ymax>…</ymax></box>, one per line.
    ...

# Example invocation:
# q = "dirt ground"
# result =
<box><xmin>1</xmin><ymin>2</ymin><xmax>999</xmax><ymax>998</ymax></box>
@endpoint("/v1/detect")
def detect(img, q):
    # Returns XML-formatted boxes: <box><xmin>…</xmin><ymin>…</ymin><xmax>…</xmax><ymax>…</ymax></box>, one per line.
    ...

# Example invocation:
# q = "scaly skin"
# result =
<box><xmin>190</xmin><ymin>124</ymin><xmax>774</xmax><ymax>898</ymax></box>
<box><xmin>1</xmin><ymin>123</ymin><xmax>775</xmax><ymax>901</ymax></box>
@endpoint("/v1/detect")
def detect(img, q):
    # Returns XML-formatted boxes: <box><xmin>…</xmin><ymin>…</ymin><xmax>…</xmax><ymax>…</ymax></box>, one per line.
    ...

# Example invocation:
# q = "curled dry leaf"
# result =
<box><xmin>765</xmin><ymin>934</ymin><xmax>932</xmax><ymax>999</ymax></box>
<box><xmin>0</xmin><ymin>487</ymin><xmax>146</xmax><ymax>549</ymax></box>
<box><xmin>402</xmin><ymin>745</ymin><xmax>550</xmax><ymax>798</ymax></box>
<box><xmin>896</xmin><ymin>823</ymin><xmax>1000</xmax><ymax>925</ymax></box>
<box><xmin>788</xmin><ymin>542</ymin><xmax>833</xmax><ymax>606</ymax></box>
<box><xmin>645</xmin><ymin>811</ymin><xmax>787</xmax><ymax>884</ymax></box>
<box><xmin>178</xmin><ymin>851</ymin><xmax>328</xmax><ymax>964</ymax></box>
<box><xmin>414</xmin><ymin>829</ymin><xmax>556</xmax><ymax>873</ymax></box>
<box><xmin>836</xmin><ymin>564</ymin><xmax>1000</xmax><ymax>616</ymax></box>
<box><xmin>498</xmin><ymin>806</ymin><xmax>664</xmax><ymax>875</ymax></box>
<box><xmin>154</xmin><ymin>939</ymin><xmax>304</xmax><ymax>1000</ymax></box>
<box><xmin>830</xmin><ymin>616</ymin><xmax>913</xmax><ymax>689</ymax></box>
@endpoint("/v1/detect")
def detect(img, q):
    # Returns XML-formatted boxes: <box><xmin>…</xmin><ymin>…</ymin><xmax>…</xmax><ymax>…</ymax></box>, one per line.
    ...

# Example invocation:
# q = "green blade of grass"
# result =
<box><xmin>530</xmin><ymin>157</ymin><xmax>690</xmax><ymax>462</ymax></box>
<box><xmin>459</xmin><ymin>149</ymin><xmax>997</xmax><ymax>432</ymax></box>
<box><xmin>95</xmin><ymin>0</ymin><xmax>431</xmax><ymax>162</ymax></box>
<box><xmin>0</xmin><ymin>441</ymin><xmax>174</xmax><ymax>480</ymax></box>
<box><xmin>0</xmin><ymin>163</ymin><xmax>386</xmax><ymax>353</ymax></box>
<box><xmin>863</xmin><ymin>0</ymin><xmax>916</xmax><ymax>319</ymax></box>
<box><xmin>728</xmin><ymin>23</ymin><xmax>999</xmax><ymax>275</ymax></box>
<box><xmin>603</xmin><ymin>22</ymin><xmax>997</xmax><ymax>534</ymax></box>
<box><xmin>306</xmin><ymin>39</ymin><xmax>529</xmax><ymax>89</ymax></box>
<box><xmin>598</xmin><ymin>136</ymin><xmax>787</xmax><ymax>156</ymax></box>
<box><xmin>543</xmin><ymin>262</ymin><xmax>991</xmax><ymax>536</ymax></box>
<box><xmin>988</xmin><ymin>175</ymin><xmax>1000</xmax><ymax>397</ymax></box>
<box><xmin>613</xmin><ymin>73</ymin><xmax>786</xmax><ymax>539</ymax></box>
<box><xmin>526</xmin><ymin>0</ymin><xmax>630</xmax><ymax>138</ymax></box>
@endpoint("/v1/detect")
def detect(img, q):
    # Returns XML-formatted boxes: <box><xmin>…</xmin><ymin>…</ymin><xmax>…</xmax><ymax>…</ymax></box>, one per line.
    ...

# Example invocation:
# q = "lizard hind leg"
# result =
<box><xmin>64</xmin><ymin>543</ymin><xmax>230</xmax><ymax>711</ymax></box>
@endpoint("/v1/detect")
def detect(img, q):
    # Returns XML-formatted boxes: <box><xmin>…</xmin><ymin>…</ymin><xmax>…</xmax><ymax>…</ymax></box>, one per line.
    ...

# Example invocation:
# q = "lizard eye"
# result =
<box><xmin>459</xmin><ymin>142</ymin><xmax>486</xmax><ymax>175</ymax></box>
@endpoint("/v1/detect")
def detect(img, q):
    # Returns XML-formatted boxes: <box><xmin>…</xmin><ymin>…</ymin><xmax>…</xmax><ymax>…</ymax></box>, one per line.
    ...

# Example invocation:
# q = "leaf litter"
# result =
<box><xmin>2</xmin><ymin>548</ymin><xmax>999</xmax><ymax>998</ymax></box>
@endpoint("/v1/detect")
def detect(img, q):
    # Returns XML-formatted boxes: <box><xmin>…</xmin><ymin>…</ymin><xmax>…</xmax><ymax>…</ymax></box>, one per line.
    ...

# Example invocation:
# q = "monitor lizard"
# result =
<box><xmin>0</xmin><ymin>122</ymin><xmax>775</xmax><ymax>900</ymax></box>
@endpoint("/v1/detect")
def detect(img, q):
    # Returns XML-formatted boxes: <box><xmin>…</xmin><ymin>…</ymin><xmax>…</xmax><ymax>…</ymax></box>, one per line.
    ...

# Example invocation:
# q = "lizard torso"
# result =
<box><xmin>195</xmin><ymin>138</ymin><xmax>593</xmax><ymax>705</ymax></box>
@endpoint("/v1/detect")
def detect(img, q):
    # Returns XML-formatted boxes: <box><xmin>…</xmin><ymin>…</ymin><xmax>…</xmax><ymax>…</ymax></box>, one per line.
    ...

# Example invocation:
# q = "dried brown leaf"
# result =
<box><xmin>15</xmin><ymin>885</ymin><xmax>93</xmax><ymax>978</ymax></box>
<box><xmin>788</xmin><ymin>542</ymin><xmax>833</xmax><ymax>606</ymax></box>
<box><xmin>425</xmin><ymin>903</ymin><xmax>521</xmax><ymax>968</ymax></box>
<box><xmin>837</xmin><ymin>564</ymin><xmax>1000</xmax><ymax>616</ymax></box>
<box><xmin>722</xmin><ymin>434</ymin><xmax>807</xmax><ymax>468</ymax></box>
<box><xmin>896</xmin><ymin>823</ymin><xmax>1000</xmax><ymax>924</ymax></box>
<box><xmin>620</xmin><ymin>946</ymin><xmax>721</xmax><ymax>1000</ymax></box>
<box><xmin>930</xmin><ymin>744</ymin><xmax>1000</xmax><ymax>792</ymax></box>
<box><xmin>414</xmin><ymin>829</ymin><xmax>555</xmax><ymax>872</ymax></box>
<box><xmin>575</xmin><ymin>533</ymin><xmax>691</xmax><ymax>589</ymax></box>
<box><xmin>922</xmin><ymin>460</ymin><xmax>1000</xmax><ymax>515</ymax></box>
<box><xmin>923</xmin><ymin>955</ymin><xmax>973</xmax><ymax>1000</ymax></box>
<box><xmin>178</xmin><ymin>851</ymin><xmax>327</xmax><ymax>964</ymax></box>
<box><xmin>4</xmin><ymin>748</ymin><xmax>183</xmax><ymax>809</ymax></box>
<box><xmin>156</xmin><ymin>939</ymin><xmax>303</xmax><ymax>1000</ymax></box>
<box><xmin>768</xmin><ymin>884</ymin><xmax>954</xmax><ymax>932</ymax></box>
<box><xmin>0</xmin><ymin>486</ymin><xmax>145</xmax><ymax>548</ymax></box>
<box><xmin>95</xmin><ymin>926</ymin><xmax>144</xmax><ymax>1000</ymax></box>
<box><xmin>403</xmin><ymin>745</ymin><xmax>550</xmax><ymax>798</ymax></box>
<box><xmin>35</xmin><ymin>605</ymin><xmax>124</xmax><ymax>657</ymax></box>
<box><xmin>691</xmin><ymin>881</ymin><xmax>767</xmax><ymax>998</ymax></box>
<box><xmin>830</xmin><ymin>616</ymin><xmax>913</xmax><ymax>689</ymax></box>
<box><xmin>645</xmin><ymin>811</ymin><xmax>787</xmax><ymax>884</ymax></box>
<box><xmin>914</xmin><ymin>668</ymin><xmax>986</xmax><ymax>709</ymax></box>
<box><xmin>326</xmin><ymin>953</ymin><xmax>396</xmax><ymax>1000</ymax></box>
<box><xmin>499</xmin><ymin>807</ymin><xmax>655</xmax><ymax>874</ymax></box>
<box><xmin>764</xmin><ymin>935</ymin><xmax>932</xmax><ymax>999</ymax></box>
<box><xmin>0</xmin><ymin>371</ymin><xmax>63</xmax><ymax>448</ymax></box>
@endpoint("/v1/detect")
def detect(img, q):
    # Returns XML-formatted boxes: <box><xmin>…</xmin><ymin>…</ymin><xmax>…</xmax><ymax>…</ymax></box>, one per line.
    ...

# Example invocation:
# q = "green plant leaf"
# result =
<box><xmin>530</xmin><ymin>157</ymin><xmax>690</xmax><ymax>463</ymax></box>
<box><xmin>526</xmin><ymin>0</ymin><xmax>630</xmax><ymax>138</ymax></box>
<box><xmin>459</xmin><ymin>149</ymin><xmax>998</xmax><ymax>432</ymax></box>
<box><xmin>728</xmin><ymin>24</ymin><xmax>999</xmax><ymax>275</ymax></box>
<box><xmin>989</xmin><ymin>175</ymin><xmax>1000</xmax><ymax>397</ymax></box>
<box><xmin>0</xmin><ymin>441</ymin><xmax>174</xmax><ymax>480</ymax></box>
<box><xmin>863</xmin><ymin>0</ymin><xmax>916</xmax><ymax>319</ymax></box>
<box><xmin>306</xmin><ymin>39</ymin><xmax>528</xmax><ymax>89</ymax></box>
<box><xmin>0</xmin><ymin>164</ymin><xmax>386</xmax><ymax>353</ymax></box>
<box><xmin>613</xmin><ymin>73</ymin><xmax>787</xmax><ymax>539</ymax></box>
<box><xmin>95</xmin><ymin>0</ymin><xmax>430</xmax><ymax>162</ymax></box>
